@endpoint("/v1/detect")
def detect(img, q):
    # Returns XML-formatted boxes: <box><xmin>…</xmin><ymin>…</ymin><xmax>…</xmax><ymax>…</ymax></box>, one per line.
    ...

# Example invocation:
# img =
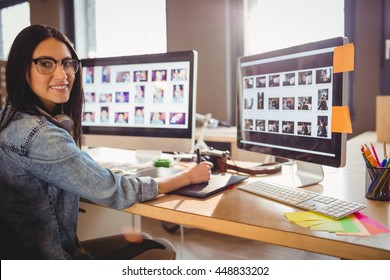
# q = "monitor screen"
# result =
<box><xmin>237</xmin><ymin>37</ymin><xmax>349</xmax><ymax>186</ymax></box>
<box><xmin>81</xmin><ymin>50</ymin><xmax>197</xmax><ymax>153</ymax></box>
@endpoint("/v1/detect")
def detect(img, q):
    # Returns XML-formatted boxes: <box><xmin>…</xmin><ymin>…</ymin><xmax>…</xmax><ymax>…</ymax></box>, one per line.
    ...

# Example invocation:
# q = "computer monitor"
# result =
<box><xmin>81</xmin><ymin>50</ymin><xmax>197</xmax><ymax>154</ymax></box>
<box><xmin>237</xmin><ymin>37</ymin><xmax>349</xmax><ymax>187</ymax></box>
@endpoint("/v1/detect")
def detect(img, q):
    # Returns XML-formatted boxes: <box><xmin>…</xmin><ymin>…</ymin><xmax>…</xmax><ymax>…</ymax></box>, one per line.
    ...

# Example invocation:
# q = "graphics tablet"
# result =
<box><xmin>170</xmin><ymin>173</ymin><xmax>248</xmax><ymax>198</ymax></box>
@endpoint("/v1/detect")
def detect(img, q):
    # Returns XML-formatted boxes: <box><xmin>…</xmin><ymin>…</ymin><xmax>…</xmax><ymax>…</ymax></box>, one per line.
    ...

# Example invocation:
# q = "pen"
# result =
<box><xmin>196</xmin><ymin>148</ymin><xmax>201</xmax><ymax>164</ymax></box>
<box><xmin>371</xmin><ymin>143</ymin><xmax>381</xmax><ymax>167</ymax></box>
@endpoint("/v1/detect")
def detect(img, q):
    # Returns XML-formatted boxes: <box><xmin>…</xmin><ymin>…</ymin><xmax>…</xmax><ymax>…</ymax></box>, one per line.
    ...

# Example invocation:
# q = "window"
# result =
<box><xmin>244</xmin><ymin>0</ymin><xmax>345</xmax><ymax>55</ymax></box>
<box><xmin>74</xmin><ymin>0</ymin><xmax>166</xmax><ymax>59</ymax></box>
<box><xmin>0</xmin><ymin>1</ymin><xmax>30</xmax><ymax>59</ymax></box>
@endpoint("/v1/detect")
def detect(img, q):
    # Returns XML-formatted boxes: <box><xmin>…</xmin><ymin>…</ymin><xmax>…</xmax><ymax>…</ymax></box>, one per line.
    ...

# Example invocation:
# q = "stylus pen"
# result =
<box><xmin>196</xmin><ymin>148</ymin><xmax>201</xmax><ymax>164</ymax></box>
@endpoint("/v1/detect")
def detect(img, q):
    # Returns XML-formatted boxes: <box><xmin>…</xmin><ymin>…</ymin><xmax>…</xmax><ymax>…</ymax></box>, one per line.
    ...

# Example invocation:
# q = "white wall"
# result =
<box><xmin>27</xmin><ymin>0</ymin><xmax>384</xmax><ymax>137</ymax></box>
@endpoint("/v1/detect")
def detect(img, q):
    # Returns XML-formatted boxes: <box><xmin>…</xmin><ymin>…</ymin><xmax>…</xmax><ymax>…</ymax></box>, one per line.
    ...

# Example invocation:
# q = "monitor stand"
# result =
<box><xmin>286</xmin><ymin>160</ymin><xmax>324</xmax><ymax>188</ymax></box>
<box><xmin>261</xmin><ymin>156</ymin><xmax>324</xmax><ymax>187</ymax></box>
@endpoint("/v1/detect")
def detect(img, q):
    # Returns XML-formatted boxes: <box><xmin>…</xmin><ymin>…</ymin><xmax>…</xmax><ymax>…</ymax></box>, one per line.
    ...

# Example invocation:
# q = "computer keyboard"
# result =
<box><xmin>238</xmin><ymin>180</ymin><xmax>366</xmax><ymax>219</ymax></box>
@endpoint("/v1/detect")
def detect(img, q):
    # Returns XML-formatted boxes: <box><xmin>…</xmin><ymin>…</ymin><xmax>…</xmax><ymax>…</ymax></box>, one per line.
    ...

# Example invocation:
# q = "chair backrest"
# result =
<box><xmin>0</xmin><ymin>216</ymin><xmax>14</xmax><ymax>259</ymax></box>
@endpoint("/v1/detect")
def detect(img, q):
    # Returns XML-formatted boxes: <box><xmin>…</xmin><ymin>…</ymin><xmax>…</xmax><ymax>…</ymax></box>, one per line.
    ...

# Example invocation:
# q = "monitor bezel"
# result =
<box><xmin>81</xmin><ymin>50</ymin><xmax>197</xmax><ymax>153</ymax></box>
<box><xmin>237</xmin><ymin>37</ymin><xmax>349</xmax><ymax>168</ymax></box>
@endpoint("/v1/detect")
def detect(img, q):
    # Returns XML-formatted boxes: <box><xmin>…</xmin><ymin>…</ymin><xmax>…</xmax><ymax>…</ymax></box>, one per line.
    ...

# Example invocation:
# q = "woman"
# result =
<box><xmin>0</xmin><ymin>24</ymin><xmax>212</xmax><ymax>259</ymax></box>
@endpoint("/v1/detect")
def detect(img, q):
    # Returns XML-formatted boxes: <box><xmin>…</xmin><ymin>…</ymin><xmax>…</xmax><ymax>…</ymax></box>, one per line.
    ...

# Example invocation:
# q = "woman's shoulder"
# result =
<box><xmin>1</xmin><ymin>111</ymin><xmax>64</xmax><ymax>143</ymax></box>
<box><xmin>1</xmin><ymin>111</ymin><xmax>76</xmax><ymax>157</ymax></box>
<box><xmin>7</xmin><ymin>111</ymin><xmax>46</xmax><ymax>128</ymax></box>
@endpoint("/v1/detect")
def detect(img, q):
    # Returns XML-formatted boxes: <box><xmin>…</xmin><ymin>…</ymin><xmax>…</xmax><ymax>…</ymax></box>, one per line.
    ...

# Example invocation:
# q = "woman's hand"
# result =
<box><xmin>155</xmin><ymin>161</ymin><xmax>213</xmax><ymax>194</ymax></box>
<box><xmin>183</xmin><ymin>161</ymin><xmax>213</xmax><ymax>185</ymax></box>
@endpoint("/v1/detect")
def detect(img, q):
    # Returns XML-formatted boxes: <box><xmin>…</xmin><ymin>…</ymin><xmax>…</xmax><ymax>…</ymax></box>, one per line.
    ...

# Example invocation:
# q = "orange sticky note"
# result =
<box><xmin>333</xmin><ymin>43</ymin><xmax>354</xmax><ymax>73</ymax></box>
<box><xmin>331</xmin><ymin>106</ymin><xmax>352</xmax><ymax>133</ymax></box>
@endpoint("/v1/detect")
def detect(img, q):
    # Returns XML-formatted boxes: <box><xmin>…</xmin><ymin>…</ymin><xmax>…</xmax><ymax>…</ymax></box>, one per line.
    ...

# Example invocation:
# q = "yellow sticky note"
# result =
<box><xmin>331</xmin><ymin>106</ymin><xmax>353</xmax><ymax>133</ymax></box>
<box><xmin>333</xmin><ymin>43</ymin><xmax>355</xmax><ymax>73</ymax></box>
<box><xmin>296</xmin><ymin>220</ymin><xmax>328</xmax><ymax>228</ymax></box>
<box><xmin>284</xmin><ymin>211</ymin><xmax>334</xmax><ymax>222</ymax></box>
<box><xmin>311</xmin><ymin>221</ymin><xmax>343</xmax><ymax>232</ymax></box>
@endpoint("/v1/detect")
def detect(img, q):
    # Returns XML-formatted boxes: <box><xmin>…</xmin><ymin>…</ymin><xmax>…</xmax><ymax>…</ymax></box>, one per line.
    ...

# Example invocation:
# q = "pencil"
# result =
<box><xmin>371</xmin><ymin>143</ymin><xmax>381</xmax><ymax>167</ymax></box>
<box><xmin>364</xmin><ymin>144</ymin><xmax>379</xmax><ymax>167</ymax></box>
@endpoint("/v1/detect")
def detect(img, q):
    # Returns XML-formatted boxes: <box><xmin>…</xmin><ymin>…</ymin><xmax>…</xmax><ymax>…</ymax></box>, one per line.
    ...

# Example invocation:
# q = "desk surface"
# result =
<box><xmin>123</xmin><ymin>132</ymin><xmax>390</xmax><ymax>259</ymax></box>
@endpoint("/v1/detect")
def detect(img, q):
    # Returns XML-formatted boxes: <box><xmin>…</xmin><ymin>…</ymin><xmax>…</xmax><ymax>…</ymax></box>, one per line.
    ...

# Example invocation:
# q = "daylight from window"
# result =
<box><xmin>0</xmin><ymin>2</ymin><xmax>30</xmax><ymax>59</ymax></box>
<box><xmin>245</xmin><ymin>0</ymin><xmax>344</xmax><ymax>55</ymax></box>
<box><xmin>94</xmin><ymin>0</ymin><xmax>166</xmax><ymax>57</ymax></box>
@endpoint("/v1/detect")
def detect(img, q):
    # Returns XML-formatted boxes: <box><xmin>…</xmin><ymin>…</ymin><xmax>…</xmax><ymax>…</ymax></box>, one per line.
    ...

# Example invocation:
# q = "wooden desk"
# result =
<box><xmin>125</xmin><ymin>132</ymin><xmax>390</xmax><ymax>259</ymax></box>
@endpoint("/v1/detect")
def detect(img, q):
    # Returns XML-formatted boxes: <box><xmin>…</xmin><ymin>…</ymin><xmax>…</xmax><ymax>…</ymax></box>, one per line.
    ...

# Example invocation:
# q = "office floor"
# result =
<box><xmin>140</xmin><ymin>217</ymin><xmax>338</xmax><ymax>260</ymax></box>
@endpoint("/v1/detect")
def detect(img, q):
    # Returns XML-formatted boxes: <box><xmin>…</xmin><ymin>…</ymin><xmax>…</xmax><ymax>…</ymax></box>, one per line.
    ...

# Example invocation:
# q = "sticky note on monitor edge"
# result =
<box><xmin>331</xmin><ymin>106</ymin><xmax>353</xmax><ymax>133</ymax></box>
<box><xmin>333</xmin><ymin>43</ymin><xmax>355</xmax><ymax>73</ymax></box>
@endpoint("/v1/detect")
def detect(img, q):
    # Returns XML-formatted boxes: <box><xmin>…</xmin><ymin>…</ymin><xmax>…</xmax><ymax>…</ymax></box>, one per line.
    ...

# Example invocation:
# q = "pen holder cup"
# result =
<box><xmin>365</xmin><ymin>166</ymin><xmax>390</xmax><ymax>201</ymax></box>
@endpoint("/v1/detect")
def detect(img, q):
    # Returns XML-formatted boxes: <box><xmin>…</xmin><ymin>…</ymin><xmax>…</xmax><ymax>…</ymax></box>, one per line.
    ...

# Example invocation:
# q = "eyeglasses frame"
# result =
<box><xmin>32</xmin><ymin>57</ymin><xmax>81</xmax><ymax>75</ymax></box>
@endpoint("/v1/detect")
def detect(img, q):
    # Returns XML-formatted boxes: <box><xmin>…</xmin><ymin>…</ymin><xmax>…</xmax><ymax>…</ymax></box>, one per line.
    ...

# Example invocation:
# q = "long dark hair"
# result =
<box><xmin>0</xmin><ymin>24</ymin><xmax>83</xmax><ymax>146</ymax></box>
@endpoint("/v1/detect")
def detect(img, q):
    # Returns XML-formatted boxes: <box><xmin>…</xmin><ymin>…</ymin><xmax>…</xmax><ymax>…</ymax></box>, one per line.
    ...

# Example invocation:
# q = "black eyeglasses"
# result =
<box><xmin>32</xmin><ymin>57</ymin><xmax>81</xmax><ymax>75</ymax></box>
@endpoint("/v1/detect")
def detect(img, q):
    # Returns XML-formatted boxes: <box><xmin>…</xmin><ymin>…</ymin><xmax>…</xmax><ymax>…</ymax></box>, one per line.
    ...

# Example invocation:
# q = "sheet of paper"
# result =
<box><xmin>284</xmin><ymin>211</ymin><xmax>389</xmax><ymax>236</ymax></box>
<box><xmin>283</xmin><ymin>211</ymin><xmax>334</xmax><ymax>222</ymax></box>
<box><xmin>354</xmin><ymin>212</ymin><xmax>390</xmax><ymax>234</ymax></box>
<box><xmin>284</xmin><ymin>211</ymin><xmax>342</xmax><ymax>232</ymax></box>
<box><xmin>311</xmin><ymin>221</ymin><xmax>343</xmax><ymax>232</ymax></box>
<box><xmin>336</xmin><ymin>214</ymin><xmax>371</xmax><ymax>236</ymax></box>
<box><xmin>295</xmin><ymin>220</ymin><xmax>328</xmax><ymax>228</ymax></box>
